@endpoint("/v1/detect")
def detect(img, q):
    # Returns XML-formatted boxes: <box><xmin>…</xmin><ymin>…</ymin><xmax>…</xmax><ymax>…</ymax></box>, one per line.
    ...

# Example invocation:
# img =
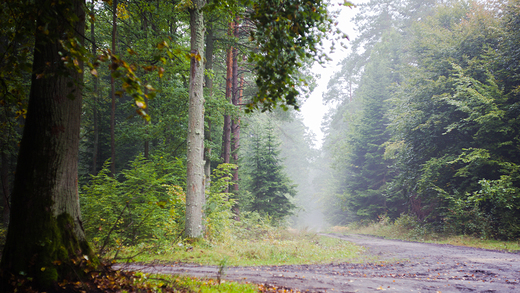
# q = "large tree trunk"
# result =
<box><xmin>185</xmin><ymin>0</ymin><xmax>206</xmax><ymax>239</ymax></box>
<box><xmin>0</xmin><ymin>0</ymin><xmax>97</xmax><ymax>289</ymax></box>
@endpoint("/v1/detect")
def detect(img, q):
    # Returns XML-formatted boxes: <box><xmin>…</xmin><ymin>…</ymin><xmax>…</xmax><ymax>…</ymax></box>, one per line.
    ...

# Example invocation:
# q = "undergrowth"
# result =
<box><xmin>112</xmin><ymin>216</ymin><xmax>364</xmax><ymax>266</ymax></box>
<box><xmin>335</xmin><ymin>213</ymin><xmax>520</xmax><ymax>253</ymax></box>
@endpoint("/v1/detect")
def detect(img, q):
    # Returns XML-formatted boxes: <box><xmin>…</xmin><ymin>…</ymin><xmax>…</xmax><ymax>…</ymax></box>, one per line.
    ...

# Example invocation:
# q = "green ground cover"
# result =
<box><xmin>335</xmin><ymin>214</ymin><xmax>520</xmax><ymax>253</ymax></box>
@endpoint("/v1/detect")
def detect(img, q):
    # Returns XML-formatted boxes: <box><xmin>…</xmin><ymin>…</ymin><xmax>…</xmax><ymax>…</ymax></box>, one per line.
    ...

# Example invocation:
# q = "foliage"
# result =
<box><xmin>246</xmin><ymin>0</ymin><xmax>353</xmax><ymax>112</ymax></box>
<box><xmin>242</xmin><ymin>115</ymin><xmax>297</xmax><ymax>224</ymax></box>
<box><xmin>117</xmin><ymin>215</ymin><xmax>363</xmax><ymax>266</ymax></box>
<box><xmin>322</xmin><ymin>0</ymin><xmax>520</xmax><ymax>240</ymax></box>
<box><xmin>81</xmin><ymin>159</ymin><xmax>240</xmax><ymax>253</ymax></box>
<box><xmin>344</xmin><ymin>213</ymin><xmax>520</xmax><ymax>253</ymax></box>
<box><xmin>81</xmin><ymin>154</ymin><xmax>186</xmax><ymax>251</ymax></box>
<box><xmin>204</xmin><ymin>163</ymin><xmax>238</xmax><ymax>242</ymax></box>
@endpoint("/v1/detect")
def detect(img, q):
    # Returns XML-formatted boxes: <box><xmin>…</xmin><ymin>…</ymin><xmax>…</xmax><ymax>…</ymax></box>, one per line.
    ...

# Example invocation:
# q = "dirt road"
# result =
<box><xmin>118</xmin><ymin>233</ymin><xmax>520</xmax><ymax>292</ymax></box>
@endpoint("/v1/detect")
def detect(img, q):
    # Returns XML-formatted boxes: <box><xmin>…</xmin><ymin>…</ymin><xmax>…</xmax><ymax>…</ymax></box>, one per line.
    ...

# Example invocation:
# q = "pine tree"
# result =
<box><xmin>245</xmin><ymin>117</ymin><xmax>297</xmax><ymax>224</ymax></box>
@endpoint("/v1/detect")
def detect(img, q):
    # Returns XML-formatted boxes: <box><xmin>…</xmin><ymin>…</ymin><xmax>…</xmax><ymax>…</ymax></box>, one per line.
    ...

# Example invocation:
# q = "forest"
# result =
<box><xmin>321</xmin><ymin>0</ymin><xmax>520</xmax><ymax>241</ymax></box>
<box><xmin>1</xmin><ymin>0</ymin><xmax>520</xmax><ymax>291</ymax></box>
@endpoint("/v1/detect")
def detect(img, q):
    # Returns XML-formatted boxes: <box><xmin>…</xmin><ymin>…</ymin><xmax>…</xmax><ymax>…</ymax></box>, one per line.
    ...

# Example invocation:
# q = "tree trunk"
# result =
<box><xmin>204</xmin><ymin>24</ymin><xmax>215</xmax><ymax>192</ymax></box>
<box><xmin>232</xmin><ymin>72</ymin><xmax>243</xmax><ymax>193</ymax></box>
<box><xmin>91</xmin><ymin>0</ymin><xmax>99</xmax><ymax>175</ymax></box>
<box><xmin>231</xmin><ymin>17</ymin><xmax>240</xmax><ymax>194</ymax></box>
<box><xmin>221</xmin><ymin>21</ymin><xmax>234</xmax><ymax>167</ymax></box>
<box><xmin>110</xmin><ymin>0</ymin><xmax>117</xmax><ymax>175</ymax></box>
<box><xmin>0</xmin><ymin>0</ymin><xmax>98</xmax><ymax>289</ymax></box>
<box><xmin>185</xmin><ymin>0</ymin><xmax>206</xmax><ymax>239</ymax></box>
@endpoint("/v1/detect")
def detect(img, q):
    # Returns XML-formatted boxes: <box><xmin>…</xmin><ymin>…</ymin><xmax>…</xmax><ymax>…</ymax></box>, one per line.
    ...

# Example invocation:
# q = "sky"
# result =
<box><xmin>300</xmin><ymin>1</ymin><xmax>361</xmax><ymax>149</ymax></box>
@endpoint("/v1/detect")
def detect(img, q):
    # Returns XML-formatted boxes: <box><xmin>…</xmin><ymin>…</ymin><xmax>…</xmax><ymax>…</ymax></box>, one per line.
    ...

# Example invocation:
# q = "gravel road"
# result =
<box><xmin>117</xmin><ymin>233</ymin><xmax>520</xmax><ymax>292</ymax></box>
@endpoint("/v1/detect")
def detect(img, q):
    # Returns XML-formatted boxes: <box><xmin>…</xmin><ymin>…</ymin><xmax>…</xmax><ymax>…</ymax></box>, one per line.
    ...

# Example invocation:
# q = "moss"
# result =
<box><xmin>58</xmin><ymin>245</ymin><xmax>69</xmax><ymax>261</ymax></box>
<box><xmin>38</xmin><ymin>266</ymin><xmax>58</xmax><ymax>288</ymax></box>
<box><xmin>80</xmin><ymin>240</ymin><xmax>100</xmax><ymax>268</ymax></box>
<box><xmin>2</xmin><ymin>206</ymin><xmax>100</xmax><ymax>290</ymax></box>
<box><xmin>32</xmin><ymin>213</ymin><xmax>100</xmax><ymax>288</ymax></box>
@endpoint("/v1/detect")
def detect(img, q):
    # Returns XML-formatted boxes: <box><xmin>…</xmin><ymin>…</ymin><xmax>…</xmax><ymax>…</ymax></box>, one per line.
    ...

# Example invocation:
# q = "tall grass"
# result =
<box><xmin>339</xmin><ymin>213</ymin><xmax>520</xmax><ymax>253</ymax></box>
<box><xmin>116</xmin><ymin>226</ymin><xmax>364</xmax><ymax>266</ymax></box>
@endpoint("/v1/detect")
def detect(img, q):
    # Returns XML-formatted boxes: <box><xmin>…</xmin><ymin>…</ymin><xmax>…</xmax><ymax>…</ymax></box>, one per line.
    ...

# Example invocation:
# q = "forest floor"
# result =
<box><xmin>117</xmin><ymin>233</ymin><xmax>520</xmax><ymax>292</ymax></box>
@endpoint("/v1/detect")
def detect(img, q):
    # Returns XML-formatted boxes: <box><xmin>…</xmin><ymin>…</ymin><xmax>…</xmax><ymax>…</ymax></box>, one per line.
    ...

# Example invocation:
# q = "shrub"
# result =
<box><xmin>80</xmin><ymin>159</ymin><xmax>239</xmax><ymax>253</ymax></box>
<box><xmin>81</xmin><ymin>154</ymin><xmax>186</xmax><ymax>252</ymax></box>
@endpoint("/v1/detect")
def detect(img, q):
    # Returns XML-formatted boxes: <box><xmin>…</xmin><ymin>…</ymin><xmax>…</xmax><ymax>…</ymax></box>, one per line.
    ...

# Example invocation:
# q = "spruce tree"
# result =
<box><xmin>245</xmin><ymin>118</ymin><xmax>297</xmax><ymax>224</ymax></box>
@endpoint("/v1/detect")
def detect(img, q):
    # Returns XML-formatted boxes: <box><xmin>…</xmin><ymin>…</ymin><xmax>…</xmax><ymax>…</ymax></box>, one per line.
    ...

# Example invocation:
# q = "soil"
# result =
<box><xmin>117</xmin><ymin>233</ymin><xmax>520</xmax><ymax>292</ymax></box>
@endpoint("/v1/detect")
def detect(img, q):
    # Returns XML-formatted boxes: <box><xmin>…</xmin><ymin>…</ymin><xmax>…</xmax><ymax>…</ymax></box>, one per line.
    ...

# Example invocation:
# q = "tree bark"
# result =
<box><xmin>185</xmin><ymin>0</ymin><xmax>206</xmax><ymax>239</ymax></box>
<box><xmin>0</xmin><ymin>0</ymin><xmax>98</xmax><ymax>289</ymax></box>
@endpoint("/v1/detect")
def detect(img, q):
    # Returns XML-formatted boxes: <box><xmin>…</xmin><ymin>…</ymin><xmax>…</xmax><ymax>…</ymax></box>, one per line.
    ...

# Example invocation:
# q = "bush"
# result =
<box><xmin>80</xmin><ymin>158</ymin><xmax>239</xmax><ymax>254</ymax></box>
<box><xmin>81</xmin><ymin>154</ymin><xmax>186</xmax><ymax>252</ymax></box>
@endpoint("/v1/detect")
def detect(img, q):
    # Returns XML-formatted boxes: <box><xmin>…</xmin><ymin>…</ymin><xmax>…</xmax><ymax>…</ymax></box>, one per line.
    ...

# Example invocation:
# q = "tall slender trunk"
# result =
<box><xmin>204</xmin><ymin>24</ymin><xmax>215</xmax><ymax>192</ymax></box>
<box><xmin>91</xmin><ymin>0</ymin><xmax>99</xmax><ymax>175</ymax></box>
<box><xmin>185</xmin><ymin>0</ymin><xmax>206</xmax><ymax>239</ymax></box>
<box><xmin>221</xmin><ymin>30</ymin><xmax>233</xmax><ymax>165</ymax></box>
<box><xmin>140</xmin><ymin>0</ymin><xmax>151</xmax><ymax>161</ymax></box>
<box><xmin>232</xmin><ymin>71</ymin><xmax>244</xmax><ymax>192</ymax></box>
<box><xmin>0</xmin><ymin>1</ymin><xmax>98</xmax><ymax>289</ymax></box>
<box><xmin>231</xmin><ymin>16</ymin><xmax>238</xmax><ymax>169</ymax></box>
<box><xmin>110</xmin><ymin>0</ymin><xmax>117</xmax><ymax>175</ymax></box>
<box><xmin>231</xmin><ymin>16</ymin><xmax>240</xmax><ymax>220</ymax></box>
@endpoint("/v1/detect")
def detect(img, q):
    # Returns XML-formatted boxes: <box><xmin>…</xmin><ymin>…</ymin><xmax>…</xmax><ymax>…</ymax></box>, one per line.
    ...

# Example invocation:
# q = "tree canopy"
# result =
<box><xmin>322</xmin><ymin>0</ymin><xmax>520</xmax><ymax>240</ymax></box>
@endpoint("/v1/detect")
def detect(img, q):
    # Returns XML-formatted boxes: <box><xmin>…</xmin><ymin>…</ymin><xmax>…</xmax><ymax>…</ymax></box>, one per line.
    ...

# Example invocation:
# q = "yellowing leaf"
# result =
<box><xmin>157</xmin><ymin>41</ymin><xmax>169</xmax><ymax>49</ymax></box>
<box><xmin>136</xmin><ymin>101</ymin><xmax>146</xmax><ymax>109</ymax></box>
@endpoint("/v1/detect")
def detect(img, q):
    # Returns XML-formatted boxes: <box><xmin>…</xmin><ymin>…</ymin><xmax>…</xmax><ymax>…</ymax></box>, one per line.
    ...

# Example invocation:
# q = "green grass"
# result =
<box><xmin>103</xmin><ymin>228</ymin><xmax>363</xmax><ymax>292</ymax></box>
<box><xmin>334</xmin><ymin>214</ymin><xmax>520</xmax><ymax>253</ymax></box>
<box><xmin>133</xmin><ymin>272</ymin><xmax>259</xmax><ymax>293</ymax></box>
<box><xmin>114</xmin><ymin>229</ymin><xmax>364</xmax><ymax>266</ymax></box>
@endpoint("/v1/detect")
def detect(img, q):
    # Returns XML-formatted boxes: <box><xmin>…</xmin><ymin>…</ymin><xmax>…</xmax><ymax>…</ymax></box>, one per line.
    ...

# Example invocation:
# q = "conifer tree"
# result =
<box><xmin>244</xmin><ymin>117</ymin><xmax>297</xmax><ymax>224</ymax></box>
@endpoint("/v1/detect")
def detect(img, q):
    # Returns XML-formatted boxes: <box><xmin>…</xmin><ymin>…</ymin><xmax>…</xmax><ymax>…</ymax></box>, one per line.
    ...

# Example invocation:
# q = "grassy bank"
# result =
<box><xmin>333</xmin><ymin>214</ymin><xmax>520</xmax><ymax>253</ymax></box>
<box><xmin>98</xmin><ymin>228</ymin><xmax>363</xmax><ymax>292</ymax></box>
<box><xmin>113</xmin><ymin>228</ymin><xmax>364</xmax><ymax>266</ymax></box>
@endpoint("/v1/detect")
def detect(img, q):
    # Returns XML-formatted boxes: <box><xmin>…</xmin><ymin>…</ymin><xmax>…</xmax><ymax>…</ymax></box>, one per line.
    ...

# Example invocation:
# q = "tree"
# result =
<box><xmin>185</xmin><ymin>0</ymin><xmax>206</xmax><ymax>238</ymax></box>
<box><xmin>1</xmin><ymin>0</ymin><xmax>98</xmax><ymax>289</ymax></box>
<box><xmin>247</xmin><ymin>0</ymin><xmax>343</xmax><ymax>111</ymax></box>
<box><xmin>244</xmin><ymin>116</ymin><xmax>297</xmax><ymax>224</ymax></box>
